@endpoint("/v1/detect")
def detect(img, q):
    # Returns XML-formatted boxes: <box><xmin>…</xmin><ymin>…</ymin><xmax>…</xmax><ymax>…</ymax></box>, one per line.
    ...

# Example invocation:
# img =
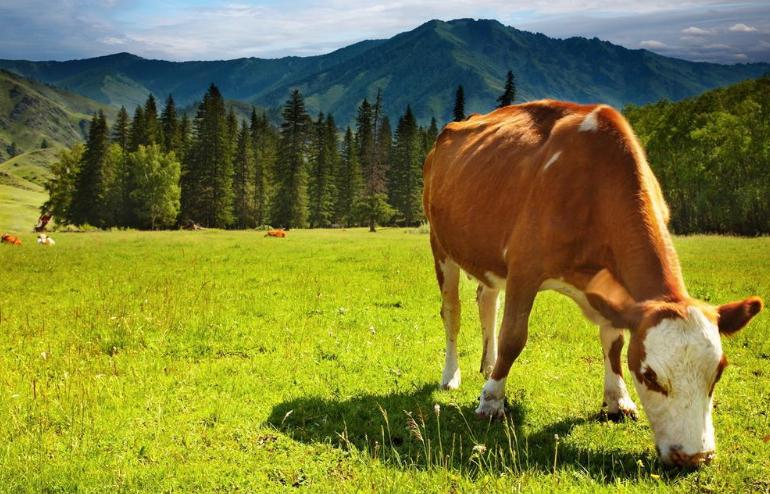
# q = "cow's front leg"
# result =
<box><xmin>476</xmin><ymin>279</ymin><xmax>537</xmax><ymax>419</ymax></box>
<box><xmin>599</xmin><ymin>324</ymin><xmax>638</xmax><ymax>421</ymax></box>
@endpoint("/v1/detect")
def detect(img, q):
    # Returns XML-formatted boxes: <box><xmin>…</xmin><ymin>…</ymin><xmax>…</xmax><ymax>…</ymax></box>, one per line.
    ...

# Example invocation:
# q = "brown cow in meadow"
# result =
<box><xmin>265</xmin><ymin>229</ymin><xmax>287</xmax><ymax>238</ymax></box>
<box><xmin>1</xmin><ymin>233</ymin><xmax>22</xmax><ymax>245</ymax></box>
<box><xmin>423</xmin><ymin>100</ymin><xmax>763</xmax><ymax>467</ymax></box>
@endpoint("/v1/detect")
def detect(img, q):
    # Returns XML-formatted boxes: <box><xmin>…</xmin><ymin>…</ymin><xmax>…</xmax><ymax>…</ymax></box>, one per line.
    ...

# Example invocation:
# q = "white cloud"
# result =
<box><xmin>681</xmin><ymin>26</ymin><xmax>713</xmax><ymax>35</ymax></box>
<box><xmin>728</xmin><ymin>23</ymin><xmax>757</xmax><ymax>32</ymax></box>
<box><xmin>640</xmin><ymin>40</ymin><xmax>667</xmax><ymax>49</ymax></box>
<box><xmin>734</xmin><ymin>53</ymin><xmax>749</xmax><ymax>60</ymax></box>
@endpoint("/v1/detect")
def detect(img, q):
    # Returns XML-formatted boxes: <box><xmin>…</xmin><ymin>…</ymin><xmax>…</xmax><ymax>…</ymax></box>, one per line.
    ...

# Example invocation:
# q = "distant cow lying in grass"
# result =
<box><xmin>422</xmin><ymin>100</ymin><xmax>763</xmax><ymax>467</ymax></box>
<box><xmin>37</xmin><ymin>234</ymin><xmax>55</xmax><ymax>246</ymax></box>
<box><xmin>1</xmin><ymin>233</ymin><xmax>22</xmax><ymax>245</ymax></box>
<box><xmin>265</xmin><ymin>229</ymin><xmax>287</xmax><ymax>238</ymax></box>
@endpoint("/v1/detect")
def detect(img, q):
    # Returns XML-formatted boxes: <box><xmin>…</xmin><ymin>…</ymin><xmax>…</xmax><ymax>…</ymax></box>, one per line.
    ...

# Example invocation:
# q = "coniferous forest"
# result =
<box><xmin>44</xmin><ymin>84</ymin><xmax>442</xmax><ymax>231</ymax></box>
<box><xmin>44</xmin><ymin>74</ymin><xmax>770</xmax><ymax>234</ymax></box>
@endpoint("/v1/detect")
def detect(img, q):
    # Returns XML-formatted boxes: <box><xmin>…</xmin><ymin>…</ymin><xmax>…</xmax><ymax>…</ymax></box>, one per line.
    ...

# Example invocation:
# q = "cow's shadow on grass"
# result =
<box><xmin>266</xmin><ymin>383</ymin><xmax>692</xmax><ymax>482</ymax></box>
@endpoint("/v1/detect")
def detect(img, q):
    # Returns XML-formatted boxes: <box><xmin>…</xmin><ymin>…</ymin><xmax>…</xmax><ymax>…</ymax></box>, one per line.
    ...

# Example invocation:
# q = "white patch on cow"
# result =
<box><xmin>632</xmin><ymin>307</ymin><xmax>722</xmax><ymax>465</ymax></box>
<box><xmin>440</xmin><ymin>259</ymin><xmax>462</xmax><ymax>390</ymax></box>
<box><xmin>539</xmin><ymin>279</ymin><xmax>609</xmax><ymax>326</ymax></box>
<box><xmin>600</xmin><ymin>324</ymin><xmax>637</xmax><ymax>415</ymax></box>
<box><xmin>502</xmin><ymin>246</ymin><xmax>508</xmax><ymax>259</ymax></box>
<box><xmin>485</xmin><ymin>271</ymin><xmax>506</xmax><ymax>290</ymax></box>
<box><xmin>579</xmin><ymin>107</ymin><xmax>601</xmax><ymax>132</ymax></box>
<box><xmin>476</xmin><ymin>377</ymin><xmax>506</xmax><ymax>418</ymax></box>
<box><xmin>543</xmin><ymin>150</ymin><xmax>562</xmax><ymax>171</ymax></box>
<box><xmin>477</xmin><ymin>285</ymin><xmax>499</xmax><ymax>377</ymax></box>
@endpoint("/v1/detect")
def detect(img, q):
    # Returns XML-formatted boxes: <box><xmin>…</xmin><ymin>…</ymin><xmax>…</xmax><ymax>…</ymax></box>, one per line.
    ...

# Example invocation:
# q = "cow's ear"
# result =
<box><xmin>585</xmin><ymin>269</ymin><xmax>642</xmax><ymax>329</ymax></box>
<box><xmin>718</xmin><ymin>296</ymin><xmax>764</xmax><ymax>335</ymax></box>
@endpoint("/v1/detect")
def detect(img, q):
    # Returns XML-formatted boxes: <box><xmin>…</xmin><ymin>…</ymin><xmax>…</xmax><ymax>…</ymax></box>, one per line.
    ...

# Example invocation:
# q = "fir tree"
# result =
<box><xmin>425</xmin><ymin>117</ymin><xmax>439</xmax><ymax>153</ymax></box>
<box><xmin>232</xmin><ymin>120</ymin><xmax>255</xmax><ymax>228</ymax></box>
<box><xmin>335</xmin><ymin>127</ymin><xmax>362</xmax><ymax>227</ymax></box>
<box><xmin>453</xmin><ymin>85</ymin><xmax>466</xmax><ymax>122</ymax></box>
<box><xmin>112</xmin><ymin>106</ymin><xmax>130</xmax><ymax>151</ymax></box>
<box><xmin>144</xmin><ymin>94</ymin><xmax>162</xmax><ymax>146</ymax></box>
<box><xmin>181</xmin><ymin>83</ymin><xmax>234</xmax><ymax>228</ymax></box>
<box><xmin>272</xmin><ymin>89</ymin><xmax>310</xmax><ymax>228</ymax></box>
<box><xmin>129</xmin><ymin>105</ymin><xmax>146</xmax><ymax>152</ymax></box>
<box><xmin>71</xmin><ymin>111</ymin><xmax>110</xmax><ymax>226</ymax></box>
<box><xmin>250</xmin><ymin>109</ymin><xmax>275</xmax><ymax>227</ymax></box>
<box><xmin>390</xmin><ymin>105</ymin><xmax>423</xmax><ymax>225</ymax></box>
<box><xmin>308</xmin><ymin>112</ymin><xmax>336</xmax><ymax>228</ymax></box>
<box><xmin>178</xmin><ymin>113</ymin><xmax>191</xmax><ymax>162</ymax></box>
<box><xmin>161</xmin><ymin>95</ymin><xmax>179</xmax><ymax>155</ymax></box>
<box><xmin>497</xmin><ymin>70</ymin><xmax>516</xmax><ymax>108</ymax></box>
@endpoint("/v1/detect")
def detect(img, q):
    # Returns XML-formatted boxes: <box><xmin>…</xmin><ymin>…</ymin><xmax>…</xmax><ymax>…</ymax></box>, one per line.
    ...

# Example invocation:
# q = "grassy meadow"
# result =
<box><xmin>0</xmin><ymin>229</ymin><xmax>768</xmax><ymax>492</ymax></box>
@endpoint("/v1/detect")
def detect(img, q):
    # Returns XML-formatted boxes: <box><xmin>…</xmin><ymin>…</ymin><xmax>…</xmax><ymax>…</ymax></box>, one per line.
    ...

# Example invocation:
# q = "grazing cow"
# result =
<box><xmin>422</xmin><ymin>100</ymin><xmax>763</xmax><ymax>467</ymax></box>
<box><xmin>35</xmin><ymin>213</ymin><xmax>52</xmax><ymax>232</ymax></box>
<box><xmin>265</xmin><ymin>229</ymin><xmax>287</xmax><ymax>238</ymax></box>
<box><xmin>1</xmin><ymin>233</ymin><xmax>22</xmax><ymax>245</ymax></box>
<box><xmin>37</xmin><ymin>234</ymin><xmax>55</xmax><ymax>246</ymax></box>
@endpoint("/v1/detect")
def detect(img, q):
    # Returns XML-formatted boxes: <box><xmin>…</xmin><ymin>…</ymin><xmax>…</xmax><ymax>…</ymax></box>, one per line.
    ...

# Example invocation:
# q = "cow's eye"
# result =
<box><xmin>642</xmin><ymin>367</ymin><xmax>669</xmax><ymax>396</ymax></box>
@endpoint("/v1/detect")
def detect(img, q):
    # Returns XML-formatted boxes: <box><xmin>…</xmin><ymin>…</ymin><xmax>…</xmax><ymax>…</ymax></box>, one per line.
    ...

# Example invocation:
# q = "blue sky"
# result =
<box><xmin>0</xmin><ymin>1</ymin><xmax>768</xmax><ymax>63</ymax></box>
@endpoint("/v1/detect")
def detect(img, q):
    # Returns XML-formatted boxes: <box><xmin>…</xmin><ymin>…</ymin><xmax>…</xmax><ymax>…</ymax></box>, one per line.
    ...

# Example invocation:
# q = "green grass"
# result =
<box><xmin>0</xmin><ymin>229</ymin><xmax>768</xmax><ymax>493</ymax></box>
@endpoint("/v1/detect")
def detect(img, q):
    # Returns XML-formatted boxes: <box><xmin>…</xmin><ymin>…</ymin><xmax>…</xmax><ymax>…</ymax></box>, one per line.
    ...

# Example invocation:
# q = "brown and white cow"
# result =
<box><xmin>423</xmin><ymin>100</ymin><xmax>763</xmax><ymax>467</ymax></box>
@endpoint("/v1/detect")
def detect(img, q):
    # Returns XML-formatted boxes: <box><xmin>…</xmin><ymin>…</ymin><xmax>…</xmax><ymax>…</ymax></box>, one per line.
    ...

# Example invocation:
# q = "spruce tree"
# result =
<box><xmin>129</xmin><ymin>105</ymin><xmax>146</xmax><ymax>152</ymax></box>
<box><xmin>271</xmin><ymin>89</ymin><xmax>310</xmax><ymax>228</ymax></box>
<box><xmin>356</xmin><ymin>93</ymin><xmax>391</xmax><ymax>231</ymax></box>
<box><xmin>453</xmin><ymin>85</ymin><xmax>466</xmax><ymax>122</ymax></box>
<box><xmin>390</xmin><ymin>105</ymin><xmax>423</xmax><ymax>225</ymax></box>
<box><xmin>250</xmin><ymin>109</ymin><xmax>275</xmax><ymax>227</ymax></box>
<box><xmin>71</xmin><ymin>111</ymin><xmax>110</xmax><ymax>226</ymax></box>
<box><xmin>232</xmin><ymin>120</ymin><xmax>255</xmax><ymax>228</ymax></box>
<box><xmin>112</xmin><ymin>106</ymin><xmax>130</xmax><ymax>151</ymax></box>
<box><xmin>181</xmin><ymin>83</ymin><xmax>234</xmax><ymax>227</ymax></box>
<box><xmin>308</xmin><ymin>112</ymin><xmax>336</xmax><ymax>228</ymax></box>
<box><xmin>425</xmin><ymin>117</ymin><xmax>439</xmax><ymax>153</ymax></box>
<box><xmin>335</xmin><ymin>127</ymin><xmax>362</xmax><ymax>227</ymax></box>
<box><xmin>178</xmin><ymin>113</ymin><xmax>191</xmax><ymax>162</ymax></box>
<box><xmin>161</xmin><ymin>95</ymin><xmax>180</xmax><ymax>155</ymax></box>
<box><xmin>497</xmin><ymin>70</ymin><xmax>516</xmax><ymax>108</ymax></box>
<box><xmin>144</xmin><ymin>94</ymin><xmax>162</xmax><ymax>146</ymax></box>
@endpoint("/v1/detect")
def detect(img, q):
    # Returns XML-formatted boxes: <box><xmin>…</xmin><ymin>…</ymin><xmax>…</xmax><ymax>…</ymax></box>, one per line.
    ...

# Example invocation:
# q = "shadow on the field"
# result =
<box><xmin>266</xmin><ymin>383</ymin><xmax>691</xmax><ymax>482</ymax></box>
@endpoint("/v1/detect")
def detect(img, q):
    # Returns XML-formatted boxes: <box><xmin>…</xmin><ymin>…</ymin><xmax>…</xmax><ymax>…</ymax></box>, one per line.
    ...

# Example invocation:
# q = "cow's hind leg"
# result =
<box><xmin>431</xmin><ymin>238</ymin><xmax>462</xmax><ymax>390</ymax></box>
<box><xmin>599</xmin><ymin>324</ymin><xmax>638</xmax><ymax>421</ymax></box>
<box><xmin>477</xmin><ymin>284</ymin><xmax>499</xmax><ymax>378</ymax></box>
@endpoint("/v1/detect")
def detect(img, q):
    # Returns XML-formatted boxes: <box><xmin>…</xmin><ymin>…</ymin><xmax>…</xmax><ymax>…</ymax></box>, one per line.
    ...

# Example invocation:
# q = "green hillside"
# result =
<box><xmin>1</xmin><ymin>19</ymin><xmax>767</xmax><ymax>125</ymax></box>
<box><xmin>0</xmin><ymin>70</ymin><xmax>115</xmax><ymax>232</ymax></box>
<box><xmin>0</xmin><ymin>69</ymin><xmax>112</xmax><ymax>161</ymax></box>
<box><xmin>625</xmin><ymin>74</ymin><xmax>770</xmax><ymax>234</ymax></box>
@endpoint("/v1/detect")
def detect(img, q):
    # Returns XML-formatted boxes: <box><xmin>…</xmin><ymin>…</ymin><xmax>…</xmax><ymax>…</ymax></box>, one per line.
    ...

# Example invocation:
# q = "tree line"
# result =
<box><xmin>624</xmin><ymin>74</ymin><xmax>770</xmax><ymax>235</ymax></box>
<box><xmin>44</xmin><ymin>69</ymin><xmax>523</xmax><ymax>231</ymax></box>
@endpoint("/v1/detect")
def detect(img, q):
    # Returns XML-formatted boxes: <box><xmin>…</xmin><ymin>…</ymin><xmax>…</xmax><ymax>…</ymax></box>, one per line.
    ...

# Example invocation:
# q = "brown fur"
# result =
<box><xmin>423</xmin><ymin>100</ymin><xmax>762</xmax><ymax>384</ymax></box>
<box><xmin>1</xmin><ymin>234</ymin><xmax>22</xmax><ymax>245</ymax></box>
<box><xmin>265</xmin><ymin>229</ymin><xmax>287</xmax><ymax>238</ymax></box>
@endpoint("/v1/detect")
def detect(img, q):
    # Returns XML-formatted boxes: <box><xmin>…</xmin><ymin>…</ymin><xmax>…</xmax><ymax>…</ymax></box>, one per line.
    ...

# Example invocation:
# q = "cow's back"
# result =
<box><xmin>423</xmin><ymin>100</ymin><xmax>667</xmax><ymax>287</ymax></box>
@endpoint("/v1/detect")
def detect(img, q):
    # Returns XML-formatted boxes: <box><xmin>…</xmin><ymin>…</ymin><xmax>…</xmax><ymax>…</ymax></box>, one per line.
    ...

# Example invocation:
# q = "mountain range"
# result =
<box><xmin>1</xmin><ymin>18</ymin><xmax>768</xmax><ymax>126</ymax></box>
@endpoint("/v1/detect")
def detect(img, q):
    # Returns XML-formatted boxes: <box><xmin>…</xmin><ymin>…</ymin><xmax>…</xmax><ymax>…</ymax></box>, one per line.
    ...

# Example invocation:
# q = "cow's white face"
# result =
<box><xmin>630</xmin><ymin>307</ymin><xmax>724</xmax><ymax>467</ymax></box>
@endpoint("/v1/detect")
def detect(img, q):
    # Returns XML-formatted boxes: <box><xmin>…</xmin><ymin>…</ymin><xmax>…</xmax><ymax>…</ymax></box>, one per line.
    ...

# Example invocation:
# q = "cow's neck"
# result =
<box><xmin>612</xmin><ymin>202</ymin><xmax>687</xmax><ymax>304</ymax></box>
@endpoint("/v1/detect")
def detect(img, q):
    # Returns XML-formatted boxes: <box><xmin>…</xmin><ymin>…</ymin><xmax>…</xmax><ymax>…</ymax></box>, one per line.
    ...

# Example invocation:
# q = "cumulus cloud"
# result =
<box><xmin>640</xmin><ymin>40</ymin><xmax>668</xmax><ymax>48</ymax></box>
<box><xmin>728</xmin><ymin>23</ymin><xmax>757</xmax><ymax>32</ymax></box>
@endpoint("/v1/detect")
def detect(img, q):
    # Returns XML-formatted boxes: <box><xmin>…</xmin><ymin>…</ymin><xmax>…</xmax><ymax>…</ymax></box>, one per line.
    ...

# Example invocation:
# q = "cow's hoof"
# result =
<box><xmin>441</xmin><ymin>367</ymin><xmax>461</xmax><ymax>390</ymax></box>
<box><xmin>600</xmin><ymin>405</ymin><xmax>639</xmax><ymax>423</ymax></box>
<box><xmin>475</xmin><ymin>396</ymin><xmax>506</xmax><ymax>420</ymax></box>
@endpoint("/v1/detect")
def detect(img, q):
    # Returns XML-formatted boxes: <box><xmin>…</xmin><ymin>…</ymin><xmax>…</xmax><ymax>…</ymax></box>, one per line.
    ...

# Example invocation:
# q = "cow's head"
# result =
<box><xmin>589</xmin><ymin>287</ymin><xmax>763</xmax><ymax>467</ymax></box>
